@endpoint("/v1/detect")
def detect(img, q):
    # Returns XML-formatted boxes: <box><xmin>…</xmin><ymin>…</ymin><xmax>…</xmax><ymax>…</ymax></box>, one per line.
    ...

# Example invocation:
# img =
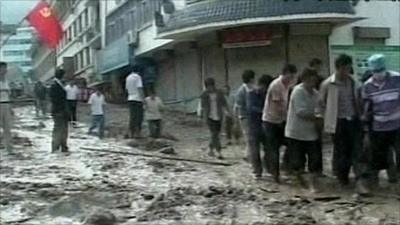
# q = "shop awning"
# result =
<box><xmin>97</xmin><ymin>37</ymin><xmax>130</xmax><ymax>75</ymax></box>
<box><xmin>158</xmin><ymin>0</ymin><xmax>361</xmax><ymax>39</ymax></box>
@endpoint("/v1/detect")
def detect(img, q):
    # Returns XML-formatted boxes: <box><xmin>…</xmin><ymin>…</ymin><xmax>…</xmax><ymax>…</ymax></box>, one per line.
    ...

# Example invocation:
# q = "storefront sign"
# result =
<box><xmin>221</xmin><ymin>27</ymin><xmax>275</xmax><ymax>49</ymax></box>
<box><xmin>98</xmin><ymin>37</ymin><xmax>130</xmax><ymax>74</ymax></box>
<box><xmin>331</xmin><ymin>45</ymin><xmax>400</xmax><ymax>80</ymax></box>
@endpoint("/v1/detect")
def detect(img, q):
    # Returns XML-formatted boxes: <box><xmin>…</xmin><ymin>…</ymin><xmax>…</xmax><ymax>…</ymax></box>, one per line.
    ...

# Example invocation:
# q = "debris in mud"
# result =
<box><xmin>141</xmin><ymin>193</ymin><xmax>155</xmax><ymax>201</ymax></box>
<box><xmin>127</xmin><ymin>138</ymin><xmax>174</xmax><ymax>152</ymax></box>
<box><xmin>145</xmin><ymin>139</ymin><xmax>173</xmax><ymax>151</ymax></box>
<box><xmin>158</xmin><ymin>146</ymin><xmax>176</xmax><ymax>155</ymax></box>
<box><xmin>0</xmin><ymin>198</ymin><xmax>9</xmax><ymax>205</ymax></box>
<box><xmin>136</xmin><ymin>186</ymin><xmax>261</xmax><ymax>222</ymax></box>
<box><xmin>84</xmin><ymin>210</ymin><xmax>117</xmax><ymax>225</ymax></box>
<box><xmin>136</xmin><ymin>187</ymin><xmax>195</xmax><ymax>222</ymax></box>
<box><xmin>161</xmin><ymin>132</ymin><xmax>179</xmax><ymax>141</ymax></box>
<box><xmin>20</xmin><ymin>122</ymin><xmax>45</xmax><ymax>130</ymax></box>
<box><xmin>100</xmin><ymin>161</ymin><xmax>123</xmax><ymax>171</ymax></box>
<box><xmin>12</xmin><ymin>135</ymin><xmax>33</xmax><ymax>146</ymax></box>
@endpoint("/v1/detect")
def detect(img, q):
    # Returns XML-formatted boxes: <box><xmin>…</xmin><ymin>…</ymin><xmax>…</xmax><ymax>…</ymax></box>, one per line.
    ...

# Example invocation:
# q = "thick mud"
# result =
<box><xmin>0</xmin><ymin>105</ymin><xmax>399</xmax><ymax>225</ymax></box>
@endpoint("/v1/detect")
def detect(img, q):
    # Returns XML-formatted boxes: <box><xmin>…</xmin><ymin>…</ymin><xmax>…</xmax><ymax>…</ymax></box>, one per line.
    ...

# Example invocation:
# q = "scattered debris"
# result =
<box><xmin>84</xmin><ymin>210</ymin><xmax>117</xmax><ymax>225</ymax></box>
<box><xmin>158</xmin><ymin>147</ymin><xmax>175</xmax><ymax>155</ymax></box>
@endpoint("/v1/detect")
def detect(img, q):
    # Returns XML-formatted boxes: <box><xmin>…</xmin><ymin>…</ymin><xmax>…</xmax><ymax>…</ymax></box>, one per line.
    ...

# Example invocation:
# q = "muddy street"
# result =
<box><xmin>0</xmin><ymin>105</ymin><xmax>399</xmax><ymax>225</ymax></box>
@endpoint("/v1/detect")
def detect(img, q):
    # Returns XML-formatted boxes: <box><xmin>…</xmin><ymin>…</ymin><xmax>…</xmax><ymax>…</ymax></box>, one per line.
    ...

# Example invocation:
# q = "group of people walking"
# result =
<box><xmin>201</xmin><ymin>54</ymin><xmax>399</xmax><ymax>194</ymax></box>
<box><xmin>1</xmin><ymin>53</ymin><xmax>399</xmax><ymax>195</ymax></box>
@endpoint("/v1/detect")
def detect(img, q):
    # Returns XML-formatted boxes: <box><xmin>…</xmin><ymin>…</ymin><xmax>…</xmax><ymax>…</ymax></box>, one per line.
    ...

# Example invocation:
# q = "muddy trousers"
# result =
<box><xmin>52</xmin><ymin>113</ymin><xmax>69</xmax><ymax>152</ymax></box>
<box><xmin>66</xmin><ymin>100</ymin><xmax>77</xmax><ymax>122</ymax></box>
<box><xmin>207</xmin><ymin>119</ymin><xmax>222</xmax><ymax>152</ymax></box>
<box><xmin>287</xmin><ymin>139</ymin><xmax>319</xmax><ymax>173</ymax></box>
<box><xmin>239</xmin><ymin>118</ymin><xmax>250</xmax><ymax>159</ymax></box>
<box><xmin>225</xmin><ymin>116</ymin><xmax>240</xmax><ymax>142</ymax></box>
<box><xmin>332</xmin><ymin>119</ymin><xmax>363</xmax><ymax>184</ymax></box>
<box><xmin>35</xmin><ymin>99</ymin><xmax>47</xmax><ymax>116</ymax></box>
<box><xmin>128</xmin><ymin>101</ymin><xmax>143</xmax><ymax>137</ymax></box>
<box><xmin>148</xmin><ymin>119</ymin><xmax>162</xmax><ymax>138</ymax></box>
<box><xmin>249</xmin><ymin>129</ymin><xmax>268</xmax><ymax>176</ymax></box>
<box><xmin>88</xmin><ymin>115</ymin><xmax>105</xmax><ymax>139</ymax></box>
<box><xmin>263</xmin><ymin>121</ymin><xmax>286</xmax><ymax>179</ymax></box>
<box><xmin>0</xmin><ymin>103</ymin><xmax>12</xmax><ymax>150</ymax></box>
<box><xmin>368</xmin><ymin>130</ymin><xmax>399</xmax><ymax>183</ymax></box>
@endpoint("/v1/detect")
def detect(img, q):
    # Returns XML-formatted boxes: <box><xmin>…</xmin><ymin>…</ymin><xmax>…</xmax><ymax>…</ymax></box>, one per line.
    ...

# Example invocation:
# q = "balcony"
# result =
<box><xmin>158</xmin><ymin>0</ymin><xmax>358</xmax><ymax>39</ymax></box>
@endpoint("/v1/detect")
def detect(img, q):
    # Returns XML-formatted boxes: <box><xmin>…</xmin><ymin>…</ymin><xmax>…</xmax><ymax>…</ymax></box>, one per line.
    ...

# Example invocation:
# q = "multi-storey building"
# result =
<box><xmin>51</xmin><ymin>0</ymin><xmax>101</xmax><ymax>85</ymax></box>
<box><xmin>0</xmin><ymin>22</ymin><xmax>17</xmax><ymax>47</ymax></box>
<box><xmin>31</xmin><ymin>0</ymin><xmax>103</xmax><ymax>85</ymax></box>
<box><xmin>0</xmin><ymin>26</ymin><xmax>35</xmax><ymax>84</ymax></box>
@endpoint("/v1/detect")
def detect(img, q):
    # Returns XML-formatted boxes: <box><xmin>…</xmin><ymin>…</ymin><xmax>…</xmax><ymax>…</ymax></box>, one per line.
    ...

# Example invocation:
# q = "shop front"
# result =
<box><xmin>97</xmin><ymin>36</ymin><xmax>131</xmax><ymax>103</ymax></box>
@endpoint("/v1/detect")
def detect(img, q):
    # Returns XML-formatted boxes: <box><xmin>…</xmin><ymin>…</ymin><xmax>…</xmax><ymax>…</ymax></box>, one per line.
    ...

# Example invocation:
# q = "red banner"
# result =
<box><xmin>27</xmin><ymin>2</ymin><xmax>63</xmax><ymax>49</ymax></box>
<box><xmin>222</xmin><ymin>27</ymin><xmax>277</xmax><ymax>48</ymax></box>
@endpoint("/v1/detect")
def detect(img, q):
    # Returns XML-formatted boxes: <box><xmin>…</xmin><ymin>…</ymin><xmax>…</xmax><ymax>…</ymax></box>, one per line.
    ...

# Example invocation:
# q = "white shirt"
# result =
<box><xmin>88</xmin><ymin>93</ymin><xmax>105</xmax><ymax>115</ymax></box>
<box><xmin>262</xmin><ymin>76</ymin><xmax>292</xmax><ymax>124</ymax></box>
<box><xmin>285</xmin><ymin>84</ymin><xmax>319</xmax><ymax>141</ymax></box>
<box><xmin>145</xmin><ymin>96</ymin><xmax>163</xmax><ymax>120</ymax></box>
<box><xmin>209</xmin><ymin>93</ymin><xmax>220</xmax><ymax>121</ymax></box>
<box><xmin>126</xmin><ymin>72</ymin><xmax>143</xmax><ymax>102</ymax></box>
<box><xmin>0</xmin><ymin>79</ymin><xmax>11</xmax><ymax>102</ymax></box>
<box><xmin>65</xmin><ymin>84</ymin><xmax>80</xmax><ymax>100</ymax></box>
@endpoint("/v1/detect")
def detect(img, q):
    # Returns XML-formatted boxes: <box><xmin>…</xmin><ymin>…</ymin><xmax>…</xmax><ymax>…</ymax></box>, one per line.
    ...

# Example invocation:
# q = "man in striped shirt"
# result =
<box><xmin>362</xmin><ymin>54</ymin><xmax>400</xmax><ymax>185</ymax></box>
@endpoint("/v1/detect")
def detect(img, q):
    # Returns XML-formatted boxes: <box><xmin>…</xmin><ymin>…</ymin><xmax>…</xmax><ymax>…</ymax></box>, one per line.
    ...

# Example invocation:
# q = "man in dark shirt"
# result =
<box><xmin>49</xmin><ymin>69</ymin><xmax>69</xmax><ymax>153</ymax></box>
<box><xmin>247</xmin><ymin>74</ymin><xmax>273</xmax><ymax>178</ymax></box>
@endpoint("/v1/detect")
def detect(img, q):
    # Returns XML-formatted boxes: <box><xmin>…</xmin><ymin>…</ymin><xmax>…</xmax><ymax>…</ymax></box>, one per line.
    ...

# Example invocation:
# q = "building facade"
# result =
<box><xmin>50</xmin><ymin>0</ymin><xmax>102</xmax><ymax>85</ymax></box>
<box><xmin>0</xmin><ymin>26</ymin><xmax>35</xmax><ymax>86</ymax></box>
<box><xmin>330</xmin><ymin>0</ymin><xmax>400</xmax><ymax>78</ymax></box>
<box><xmin>64</xmin><ymin>0</ymin><xmax>398</xmax><ymax>110</ymax></box>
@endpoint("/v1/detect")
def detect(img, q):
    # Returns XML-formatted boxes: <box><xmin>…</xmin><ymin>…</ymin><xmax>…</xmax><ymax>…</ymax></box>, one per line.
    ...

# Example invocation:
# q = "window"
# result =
<box><xmin>85</xmin><ymin>48</ymin><xmax>91</xmax><ymax>65</ymax></box>
<box><xmin>68</xmin><ymin>27</ymin><xmax>72</xmax><ymax>41</ymax></box>
<box><xmin>74</xmin><ymin>55</ymin><xmax>79</xmax><ymax>71</ymax></box>
<box><xmin>119</xmin><ymin>17</ymin><xmax>124</xmax><ymax>36</ymax></box>
<box><xmin>73</xmin><ymin>22</ymin><xmax>77</xmax><ymax>37</ymax></box>
<box><xmin>84</xmin><ymin>9</ymin><xmax>89</xmax><ymax>28</ymax></box>
<box><xmin>78</xmin><ymin>16</ymin><xmax>83</xmax><ymax>33</ymax></box>
<box><xmin>129</xmin><ymin>10</ymin><xmax>136</xmax><ymax>31</ymax></box>
<box><xmin>79</xmin><ymin>51</ymin><xmax>84</xmax><ymax>68</ymax></box>
<box><xmin>3</xmin><ymin>51</ymin><xmax>23</xmax><ymax>56</ymax></box>
<box><xmin>110</xmin><ymin>24</ymin><xmax>116</xmax><ymax>42</ymax></box>
<box><xmin>4</xmin><ymin>39</ymin><xmax>32</xmax><ymax>45</ymax></box>
<box><xmin>20</xmin><ymin>61</ymin><xmax>31</xmax><ymax>67</ymax></box>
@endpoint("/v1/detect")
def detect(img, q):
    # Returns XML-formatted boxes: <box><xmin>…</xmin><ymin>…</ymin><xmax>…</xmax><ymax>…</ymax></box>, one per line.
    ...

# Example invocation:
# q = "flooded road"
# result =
<box><xmin>1</xmin><ymin>106</ymin><xmax>399</xmax><ymax>225</ymax></box>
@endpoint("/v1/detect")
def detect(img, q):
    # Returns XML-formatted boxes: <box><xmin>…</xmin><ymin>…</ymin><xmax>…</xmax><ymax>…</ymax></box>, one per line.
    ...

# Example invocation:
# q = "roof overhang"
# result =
<box><xmin>158</xmin><ymin>13</ymin><xmax>363</xmax><ymax>40</ymax></box>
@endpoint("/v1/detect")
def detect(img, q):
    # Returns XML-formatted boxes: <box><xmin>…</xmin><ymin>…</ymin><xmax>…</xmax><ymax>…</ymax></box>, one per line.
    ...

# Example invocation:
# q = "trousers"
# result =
<box><xmin>148</xmin><ymin>119</ymin><xmax>162</xmax><ymax>138</ymax></box>
<box><xmin>89</xmin><ymin>115</ymin><xmax>105</xmax><ymax>139</ymax></box>
<box><xmin>129</xmin><ymin>101</ymin><xmax>144</xmax><ymax>137</ymax></box>
<box><xmin>52</xmin><ymin>113</ymin><xmax>69</xmax><ymax>152</ymax></box>
<box><xmin>207</xmin><ymin>119</ymin><xmax>222</xmax><ymax>152</ymax></box>
<box><xmin>0</xmin><ymin>103</ymin><xmax>12</xmax><ymax>150</ymax></box>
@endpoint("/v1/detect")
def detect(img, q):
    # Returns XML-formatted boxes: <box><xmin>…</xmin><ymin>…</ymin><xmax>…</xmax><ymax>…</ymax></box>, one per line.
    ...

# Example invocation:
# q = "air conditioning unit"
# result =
<box><xmin>127</xmin><ymin>30</ymin><xmax>138</xmax><ymax>46</ymax></box>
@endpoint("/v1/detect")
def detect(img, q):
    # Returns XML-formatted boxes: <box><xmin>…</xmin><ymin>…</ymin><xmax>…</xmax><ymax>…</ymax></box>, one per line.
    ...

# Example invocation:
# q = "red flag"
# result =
<box><xmin>27</xmin><ymin>1</ymin><xmax>63</xmax><ymax>49</ymax></box>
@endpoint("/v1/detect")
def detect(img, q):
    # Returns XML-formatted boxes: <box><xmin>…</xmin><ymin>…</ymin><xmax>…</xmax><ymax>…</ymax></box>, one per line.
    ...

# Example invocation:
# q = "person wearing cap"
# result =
<box><xmin>362</xmin><ymin>54</ymin><xmax>400</xmax><ymax>186</ymax></box>
<box><xmin>317</xmin><ymin>54</ymin><xmax>364</xmax><ymax>187</ymax></box>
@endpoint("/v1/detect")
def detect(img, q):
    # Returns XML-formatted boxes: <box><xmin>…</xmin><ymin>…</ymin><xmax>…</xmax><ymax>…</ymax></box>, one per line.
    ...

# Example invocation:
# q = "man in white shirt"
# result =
<box><xmin>125</xmin><ymin>65</ymin><xmax>144</xmax><ymax>138</ymax></box>
<box><xmin>262</xmin><ymin>64</ymin><xmax>297</xmax><ymax>183</ymax></box>
<box><xmin>0</xmin><ymin>62</ymin><xmax>13</xmax><ymax>152</ymax></box>
<box><xmin>65</xmin><ymin>81</ymin><xmax>80</xmax><ymax>123</ymax></box>
<box><xmin>88</xmin><ymin>87</ymin><xmax>106</xmax><ymax>139</ymax></box>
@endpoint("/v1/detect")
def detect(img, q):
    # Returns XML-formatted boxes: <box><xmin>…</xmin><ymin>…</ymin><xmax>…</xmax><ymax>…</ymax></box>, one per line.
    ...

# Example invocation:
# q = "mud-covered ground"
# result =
<box><xmin>0</xmin><ymin>104</ymin><xmax>399</xmax><ymax>225</ymax></box>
